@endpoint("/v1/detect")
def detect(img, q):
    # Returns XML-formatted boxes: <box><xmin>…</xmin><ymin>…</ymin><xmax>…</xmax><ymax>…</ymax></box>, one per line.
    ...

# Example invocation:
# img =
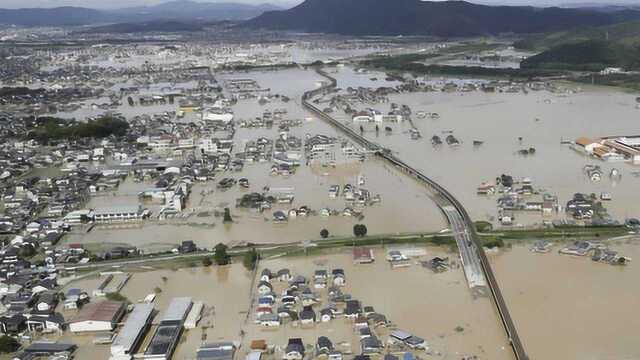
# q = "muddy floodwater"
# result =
<box><xmin>60</xmin><ymin>157</ymin><xmax>445</xmax><ymax>253</ymax></box>
<box><xmin>492</xmin><ymin>240</ymin><xmax>640</xmax><ymax>360</ymax></box>
<box><xmin>330</xmin><ymin>66</ymin><xmax>640</xmax><ymax>225</ymax></box>
<box><xmin>249</xmin><ymin>248</ymin><xmax>514</xmax><ymax>360</ymax></box>
<box><xmin>60</xmin><ymin>68</ymin><xmax>448</xmax><ymax>252</ymax></box>
<box><xmin>60</xmin><ymin>247</ymin><xmax>514</xmax><ymax>360</ymax></box>
<box><xmin>59</xmin><ymin>264</ymin><xmax>253</xmax><ymax>360</ymax></box>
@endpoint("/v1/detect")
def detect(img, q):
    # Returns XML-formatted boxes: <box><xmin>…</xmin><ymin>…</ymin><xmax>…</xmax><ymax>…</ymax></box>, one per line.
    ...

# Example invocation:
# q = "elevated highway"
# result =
<box><xmin>302</xmin><ymin>68</ymin><xmax>528</xmax><ymax>360</ymax></box>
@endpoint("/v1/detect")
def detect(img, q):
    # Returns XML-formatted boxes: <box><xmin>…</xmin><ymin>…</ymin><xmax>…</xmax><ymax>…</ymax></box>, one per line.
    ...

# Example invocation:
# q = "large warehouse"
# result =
<box><xmin>69</xmin><ymin>301</ymin><xmax>126</xmax><ymax>333</ymax></box>
<box><xmin>110</xmin><ymin>303</ymin><xmax>154</xmax><ymax>359</ymax></box>
<box><xmin>144</xmin><ymin>297</ymin><xmax>192</xmax><ymax>360</ymax></box>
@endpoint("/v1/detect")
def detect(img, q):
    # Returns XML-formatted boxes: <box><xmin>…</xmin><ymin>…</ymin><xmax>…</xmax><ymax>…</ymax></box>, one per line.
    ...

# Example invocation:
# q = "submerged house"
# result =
<box><xmin>257</xmin><ymin>281</ymin><xmax>273</xmax><ymax>295</ymax></box>
<box><xmin>360</xmin><ymin>336</ymin><xmax>383</xmax><ymax>355</ymax></box>
<box><xmin>316</xmin><ymin>336</ymin><xmax>334</xmax><ymax>355</ymax></box>
<box><xmin>277</xmin><ymin>268</ymin><xmax>292</xmax><ymax>282</ymax></box>
<box><xmin>299</xmin><ymin>306</ymin><xmax>316</xmax><ymax>325</ymax></box>
<box><xmin>284</xmin><ymin>338</ymin><xmax>305</xmax><ymax>360</ymax></box>
<box><xmin>353</xmin><ymin>248</ymin><xmax>374</xmax><ymax>264</ymax></box>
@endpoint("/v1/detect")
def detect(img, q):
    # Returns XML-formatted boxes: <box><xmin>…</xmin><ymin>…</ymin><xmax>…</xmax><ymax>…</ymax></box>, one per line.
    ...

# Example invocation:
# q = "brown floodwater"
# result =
<box><xmin>60</xmin><ymin>264</ymin><xmax>253</xmax><ymax>360</ymax></box>
<box><xmin>330</xmin><ymin>66</ymin><xmax>640</xmax><ymax>225</ymax></box>
<box><xmin>491</xmin><ymin>239</ymin><xmax>640</xmax><ymax>360</ymax></box>
<box><xmin>248</xmin><ymin>247</ymin><xmax>514</xmax><ymax>360</ymax></box>
<box><xmin>46</xmin><ymin>64</ymin><xmax>640</xmax><ymax>360</ymax></box>
<box><xmin>57</xmin><ymin>247</ymin><xmax>515</xmax><ymax>360</ymax></box>
<box><xmin>60</xmin><ymin>157</ymin><xmax>446</xmax><ymax>253</ymax></box>
<box><xmin>60</xmin><ymin>67</ymin><xmax>447</xmax><ymax>252</ymax></box>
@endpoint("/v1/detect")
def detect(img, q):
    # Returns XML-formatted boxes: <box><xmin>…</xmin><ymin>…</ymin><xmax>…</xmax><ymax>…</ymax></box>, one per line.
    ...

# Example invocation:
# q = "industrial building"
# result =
<box><xmin>110</xmin><ymin>303</ymin><xmax>154</xmax><ymax>360</ymax></box>
<box><xmin>573</xmin><ymin>136</ymin><xmax>640</xmax><ymax>164</ymax></box>
<box><xmin>68</xmin><ymin>301</ymin><xmax>126</xmax><ymax>333</ymax></box>
<box><xmin>184</xmin><ymin>301</ymin><xmax>204</xmax><ymax>329</ymax></box>
<box><xmin>196</xmin><ymin>342</ymin><xmax>235</xmax><ymax>360</ymax></box>
<box><xmin>144</xmin><ymin>297</ymin><xmax>192</xmax><ymax>360</ymax></box>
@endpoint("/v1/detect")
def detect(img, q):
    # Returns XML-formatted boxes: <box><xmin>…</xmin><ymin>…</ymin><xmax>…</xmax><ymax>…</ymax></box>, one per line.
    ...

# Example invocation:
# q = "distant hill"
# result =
<box><xmin>560</xmin><ymin>3</ymin><xmax>640</xmax><ymax>13</ymax></box>
<box><xmin>0</xmin><ymin>6</ymin><xmax>105</xmax><ymax>26</ymax></box>
<box><xmin>516</xmin><ymin>21</ymin><xmax>640</xmax><ymax>71</ymax></box>
<box><xmin>242</xmin><ymin>0</ymin><xmax>640</xmax><ymax>37</ymax></box>
<box><xmin>110</xmin><ymin>1</ymin><xmax>282</xmax><ymax>21</ymax></box>
<box><xmin>521</xmin><ymin>39</ymin><xmax>640</xmax><ymax>71</ymax></box>
<box><xmin>76</xmin><ymin>20</ymin><xmax>204</xmax><ymax>34</ymax></box>
<box><xmin>515</xmin><ymin>21</ymin><xmax>640</xmax><ymax>50</ymax></box>
<box><xmin>0</xmin><ymin>1</ymin><xmax>281</xmax><ymax>26</ymax></box>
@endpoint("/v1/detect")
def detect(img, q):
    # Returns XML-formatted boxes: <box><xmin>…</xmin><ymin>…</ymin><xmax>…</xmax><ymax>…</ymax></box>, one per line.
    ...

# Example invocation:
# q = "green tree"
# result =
<box><xmin>483</xmin><ymin>238</ymin><xmax>505</xmax><ymax>249</ymax></box>
<box><xmin>0</xmin><ymin>335</ymin><xmax>19</xmax><ymax>353</ymax></box>
<box><xmin>213</xmin><ymin>243</ymin><xmax>230</xmax><ymax>265</ymax></box>
<box><xmin>106</xmin><ymin>292</ymin><xmax>129</xmax><ymax>303</ymax></box>
<box><xmin>474</xmin><ymin>221</ymin><xmax>493</xmax><ymax>232</ymax></box>
<box><xmin>243</xmin><ymin>248</ymin><xmax>259</xmax><ymax>271</ymax></box>
<box><xmin>19</xmin><ymin>244</ymin><xmax>36</xmax><ymax>258</ymax></box>
<box><xmin>320</xmin><ymin>229</ymin><xmax>329</xmax><ymax>239</ymax></box>
<box><xmin>202</xmin><ymin>257</ymin><xmax>213</xmax><ymax>267</ymax></box>
<box><xmin>353</xmin><ymin>224</ymin><xmax>368</xmax><ymax>237</ymax></box>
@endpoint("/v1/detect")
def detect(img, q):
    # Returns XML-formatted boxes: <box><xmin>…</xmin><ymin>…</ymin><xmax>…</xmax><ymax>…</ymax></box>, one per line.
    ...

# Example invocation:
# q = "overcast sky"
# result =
<box><xmin>0</xmin><ymin>0</ymin><xmax>636</xmax><ymax>10</ymax></box>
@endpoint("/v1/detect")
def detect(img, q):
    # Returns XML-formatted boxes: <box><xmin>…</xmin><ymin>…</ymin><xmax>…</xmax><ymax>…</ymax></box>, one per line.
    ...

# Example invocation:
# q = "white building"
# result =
<box><xmin>148</xmin><ymin>136</ymin><xmax>174</xmax><ymax>153</ymax></box>
<box><xmin>203</xmin><ymin>108</ymin><xmax>234</xmax><ymax>123</ymax></box>
<box><xmin>63</xmin><ymin>209</ymin><xmax>94</xmax><ymax>224</ymax></box>
<box><xmin>198</xmin><ymin>138</ymin><xmax>219</xmax><ymax>154</ymax></box>
<box><xmin>93</xmin><ymin>205</ymin><xmax>144</xmax><ymax>223</ymax></box>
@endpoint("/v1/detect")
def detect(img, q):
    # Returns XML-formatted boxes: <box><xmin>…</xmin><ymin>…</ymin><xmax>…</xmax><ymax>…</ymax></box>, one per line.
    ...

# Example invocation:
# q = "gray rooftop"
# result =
<box><xmin>111</xmin><ymin>303</ymin><xmax>154</xmax><ymax>354</ymax></box>
<box><xmin>161</xmin><ymin>297</ymin><xmax>192</xmax><ymax>324</ymax></box>
<box><xmin>94</xmin><ymin>205</ymin><xmax>142</xmax><ymax>215</ymax></box>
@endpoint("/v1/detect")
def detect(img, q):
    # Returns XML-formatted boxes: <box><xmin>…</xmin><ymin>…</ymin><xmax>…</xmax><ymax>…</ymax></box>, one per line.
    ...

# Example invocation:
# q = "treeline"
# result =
<box><xmin>361</xmin><ymin>54</ymin><xmax>564</xmax><ymax>78</ymax></box>
<box><xmin>0</xmin><ymin>87</ymin><xmax>45</xmax><ymax>98</ymax></box>
<box><xmin>362</xmin><ymin>53</ymin><xmax>441</xmax><ymax>69</ymax></box>
<box><xmin>26</xmin><ymin>116</ymin><xmax>129</xmax><ymax>143</ymax></box>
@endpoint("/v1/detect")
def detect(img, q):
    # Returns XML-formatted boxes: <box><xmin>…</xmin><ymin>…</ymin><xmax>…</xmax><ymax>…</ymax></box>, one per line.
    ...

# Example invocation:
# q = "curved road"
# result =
<box><xmin>303</xmin><ymin>68</ymin><xmax>528</xmax><ymax>360</ymax></box>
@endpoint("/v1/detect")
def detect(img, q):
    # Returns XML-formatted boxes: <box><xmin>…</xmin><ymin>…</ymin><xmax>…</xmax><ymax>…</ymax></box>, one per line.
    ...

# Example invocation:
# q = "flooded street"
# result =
<box><xmin>492</xmin><ymin>240</ymin><xmax>640</xmax><ymax>359</ymax></box>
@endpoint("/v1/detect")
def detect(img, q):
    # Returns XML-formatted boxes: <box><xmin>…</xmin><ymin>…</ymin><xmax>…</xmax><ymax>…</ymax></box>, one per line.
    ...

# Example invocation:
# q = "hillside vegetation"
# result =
<box><xmin>520</xmin><ymin>40</ymin><xmax>640</xmax><ymax>71</ymax></box>
<box><xmin>516</xmin><ymin>21</ymin><xmax>640</xmax><ymax>71</ymax></box>
<box><xmin>361</xmin><ymin>53</ymin><xmax>563</xmax><ymax>78</ymax></box>
<box><xmin>514</xmin><ymin>21</ymin><xmax>640</xmax><ymax>51</ymax></box>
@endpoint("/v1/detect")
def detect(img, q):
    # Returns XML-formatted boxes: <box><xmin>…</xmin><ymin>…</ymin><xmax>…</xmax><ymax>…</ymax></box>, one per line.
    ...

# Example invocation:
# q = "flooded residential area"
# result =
<box><xmin>1</xmin><ymin>1</ymin><xmax>640</xmax><ymax>359</ymax></box>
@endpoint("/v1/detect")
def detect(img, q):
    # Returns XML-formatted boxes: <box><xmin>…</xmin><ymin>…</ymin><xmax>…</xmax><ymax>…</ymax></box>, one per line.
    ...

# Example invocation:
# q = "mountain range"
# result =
<box><xmin>110</xmin><ymin>1</ymin><xmax>281</xmax><ymax>21</ymax></box>
<box><xmin>4</xmin><ymin>0</ymin><xmax>640</xmax><ymax>38</ymax></box>
<box><xmin>243</xmin><ymin>0</ymin><xmax>640</xmax><ymax>37</ymax></box>
<box><xmin>0</xmin><ymin>1</ymin><xmax>281</xmax><ymax>26</ymax></box>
